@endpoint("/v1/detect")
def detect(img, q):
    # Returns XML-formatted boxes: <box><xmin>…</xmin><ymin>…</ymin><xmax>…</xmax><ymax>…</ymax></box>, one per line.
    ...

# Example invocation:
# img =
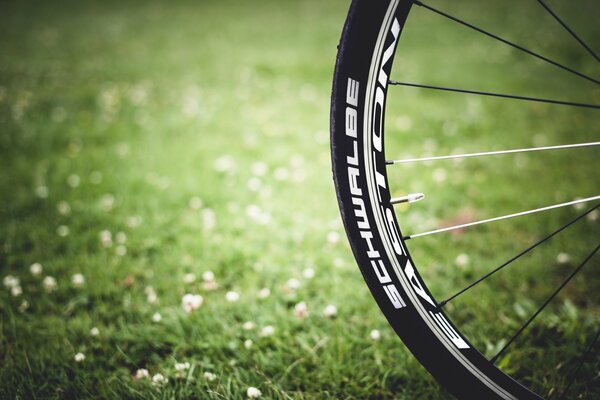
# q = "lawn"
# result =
<box><xmin>0</xmin><ymin>0</ymin><xmax>598</xmax><ymax>399</ymax></box>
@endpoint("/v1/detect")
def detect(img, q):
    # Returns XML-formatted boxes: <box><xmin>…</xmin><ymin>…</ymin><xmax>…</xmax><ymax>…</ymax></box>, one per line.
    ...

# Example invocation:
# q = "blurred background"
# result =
<box><xmin>0</xmin><ymin>0</ymin><xmax>598</xmax><ymax>398</ymax></box>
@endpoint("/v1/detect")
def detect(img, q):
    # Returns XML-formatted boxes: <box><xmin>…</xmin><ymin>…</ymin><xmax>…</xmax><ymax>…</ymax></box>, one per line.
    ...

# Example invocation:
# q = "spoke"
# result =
<box><xmin>387</xmin><ymin>81</ymin><xmax>600</xmax><ymax>109</ymax></box>
<box><xmin>438</xmin><ymin>204</ymin><xmax>600</xmax><ymax>307</ymax></box>
<box><xmin>405</xmin><ymin>196</ymin><xmax>600</xmax><ymax>239</ymax></box>
<box><xmin>536</xmin><ymin>0</ymin><xmax>600</xmax><ymax>63</ymax></box>
<box><xmin>491</xmin><ymin>243</ymin><xmax>600</xmax><ymax>364</ymax></box>
<box><xmin>561</xmin><ymin>327</ymin><xmax>600</xmax><ymax>397</ymax></box>
<box><xmin>387</xmin><ymin>141</ymin><xmax>600</xmax><ymax>165</ymax></box>
<box><xmin>413</xmin><ymin>0</ymin><xmax>600</xmax><ymax>86</ymax></box>
<box><xmin>391</xmin><ymin>192</ymin><xmax>425</xmax><ymax>205</ymax></box>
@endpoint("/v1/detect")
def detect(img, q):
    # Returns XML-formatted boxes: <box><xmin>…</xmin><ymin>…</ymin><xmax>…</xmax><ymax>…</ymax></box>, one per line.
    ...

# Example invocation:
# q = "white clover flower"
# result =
<box><xmin>115</xmin><ymin>232</ymin><xmax>126</xmax><ymax>244</ymax></box>
<box><xmin>90</xmin><ymin>327</ymin><xmax>100</xmax><ymax>336</ymax></box>
<box><xmin>326</xmin><ymin>231</ymin><xmax>340</xmax><ymax>244</ymax></box>
<box><xmin>202</xmin><ymin>280</ymin><xmax>219</xmax><ymax>291</ymax></box>
<box><xmin>247</xmin><ymin>177</ymin><xmax>261</xmax><ymax>192</ymax></box>
<box><xmin>244</xmin><ymin>339</ymin><xmax>253</xmax><ymax>349</ymax></box>
<box><xmin>135</xmin><ymin>368</ymin><xmax>149</xmax><ymax>379</ymax></box>
<box><xmin>556</xmin><ymin>252</ymin><xmax>570</xmax><ymax>264</ymax></box>
<box><xmin>35</xmin><ymin>185</ymin><xmax>49</xmax><ymax>198</ymax></box>
<box><xmin>152</xmin><ymin>373</ymin><xmax>167</xmax><ymax>385</ymax></box>
<box><xmin>587</xmin><ymin>209</ymin><xmax>599</xmax><ymax>221</ymax></box>
<box><xmin>43</xmin><ymin>276</ymin><xmax>57</xmax><ymax>293</ymax></box>
<box><xmin>71</xmin><ymin>273</ymin><xmax>85</xmax><ymax>288</ymax></box>
<box><xmin>115</xmin><ymin>245</ymin><xmax>127</xmax><ymax>256</ymax></box>
<box><xmin>145</xmin><ymin>286</ymin><xmax>158</xmax><ymax>304</ymax></box>
<box><xmin>182</xmin><ymin>293</ymin><xmax>203</xmax><ymax>313</ymax></box>
<box><xmin>257</xmin><ymin>287</ymin><xmax>270</xmax><ymax>299</ymax></box>
<box><xmin>455</xmin><ymin>253</ymin><xmax>470</xmax><ymax>268</ymax></box>
<box><xmin>214</xmin><ymin>155</ymin><xmax>235</xmax><ymax>172</ymax></box>
<box><xmin>99</xmin><ymin>230</ymin><xmax>113</xmax><ymax>248</ymax></box>
<box><xmin>101</xmin><ymin>194</ymin><xmax>115</xmax><ymax>212</ymax></box>
<box><xmin>259</xmin><ymin>325</ymin><xmax>275</xmax><ymax>337</ymax></box>
<box><xmin>203</xmin><ymin>371</ymin><xmax>217</xmax><ymax>382</ymax></box>
<box><xmin>274</xmin><ymin>167</ymin><xmax>289</xmax><ymax>181</ymax></box>
<box><xmin>247</xmin><ymin>387</ymin><xmax>262</xmax><ymax>398</ymax></box>
<box><xmin>202</xmin><ymin>271</ymin><xmax>215</xmax><ymax>282</ymax></box>
<box><xmin>202</xmin><ymin>208</ymin><xmax>217</xmax><ymax>231</ymax></box>
<box><xmin>30</xmin><ymin>263</ymin><xmax>43</xmax><ymax>276</ymax></box>
<box><xmin>225</xmin><ymin>291</ymin><xmax>240</xmax><ymax>303</ymax></box>
<box><xmin>18</xmin><ymin>300</ymin><xmax>29</xmax><ymax>313</ymax></box>
<box><xmin>285</xmin><ymin>278</ymin><xmax>301</xmax><ymax>291</ymax></box>
<box><xmin>189</xmin><ymin>196</ymin><xmax>203</xmax><ymax>210</ymax></box>
<box><xmin>370</xmin><ymin>329</ymin><xmax>381</xmax><ymax>341</ymax></box>
<box><xmin>322</xmin><ymin>304</ymin><xmax>338</xmax><ymax>318</ymax></box>
<box><xmin>251</xmin><ymin>162</ymin><xmax>268</xmax><ymax>177</ymax></box>
<box><xmin>183</xmin><ymin>273</ymin><xmax>196</xmax><ymax>284</ymax></box>
<box><xmin>67</xmin><ymin>174</ymin><xmax>81</xmax><ymax>188</ymax></box>
<box><xmin>126</xmin><ymin>215</ymin><xmax>142</xmax><ymax>228</ymax></box>
<box><xmin>3</xmin><ymin>275</ymin><xmax>19</xmax><ymax>289</ymax></box>
<box><xmin>294</xmin><ymin>301</ymin><xmax>308</xmax><ymax>319</ymax></box>
<box><xmin>152</xmin><ymin>312</ymin><xmax>162</xmax><ymax>323</ymax></box>
<box><xmin>11</xmin><ymin>286</ymin><xmax>22</xmax><ymax>297</ymax></box>
<box><xmin>242</xmin><ymin>321</ymin><xmax>256</xmax><ymax>331</ymax></box>
<box><xmin>57</xmin><ymin>225</ymin><xmax>70</xmax><ymax>237</ymax></box>
<box><xmin>302</xmin><ymin>268</ymin><xmax>315</xmax><ymax>279</ymax></box>
<box><xmin>57</xmin><ymin>201</ymin><xmax>71</xmax><ymax>215</ymax></box>
<box><xmin>175</xmin><ymin>362</ymin><xmax>190</xmax><ymax>371</ymax></box>
<box><xmin>74</xmin><ymin>352</ymin><xmax>85</xmax><ymax>362</ymax></box>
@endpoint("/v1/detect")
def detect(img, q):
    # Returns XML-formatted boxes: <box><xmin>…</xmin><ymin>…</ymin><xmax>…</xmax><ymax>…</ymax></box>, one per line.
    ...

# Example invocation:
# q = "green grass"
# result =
<box><xmin>0</xmin><ymin>0</ymin><xmax>598</xmax><ymax>398</ymax></box>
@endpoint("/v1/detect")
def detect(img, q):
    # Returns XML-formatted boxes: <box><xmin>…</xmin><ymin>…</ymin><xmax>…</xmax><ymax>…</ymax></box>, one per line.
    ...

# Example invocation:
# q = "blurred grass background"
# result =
<box><xmin>0</xmin><ymin>0</ymin><xmax>598</xmax><ymax>399</ymax></box>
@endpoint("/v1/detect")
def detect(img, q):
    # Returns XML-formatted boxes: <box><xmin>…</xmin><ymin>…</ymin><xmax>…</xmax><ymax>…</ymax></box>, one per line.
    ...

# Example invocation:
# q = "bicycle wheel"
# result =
<box><xmin>330</xmin><ymin>0</ymin><xmax>599</xmax><ymax>398</ymax></box>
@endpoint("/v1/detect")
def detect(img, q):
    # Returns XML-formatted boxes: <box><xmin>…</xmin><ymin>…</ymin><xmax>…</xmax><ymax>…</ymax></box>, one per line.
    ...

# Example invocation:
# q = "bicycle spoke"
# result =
<box><xmin>386</xmin><ymin>141</ymin><xmax>600</xmax><ymax>165</ymax></box>
<box><xmin>404</xmin><ymin>197</ymin><xmax>600</xmax><ymax>239</ymax></box>
<box><xmin>390</xmin><ymin>192</ymin><xmax>425</xmax><ymax>205</ymax></box>
<box><xmin>387</xmin><ymin>81</ymin><xmax>600</xmax><ymax>109</ymax></box>
<box><xmin>438</xmin><ymin>204</ymin><xmax>600</xmax><ymax>307</ymax></box>
<box><xmin>536</xmin><ymin>0</ymin><xmax>600</xmax><ymax>63</ymax></box>
<box><xmin>491</xmin><ymin>243</ymin><xmax>600</xmax><ymax>364</ymax></box>
<box><xmin>413</xmin><ymin>0</ymin><xmax>600</xmax><ymax>86</ymax></box>
<box><xmin>561</xmin><ymin>327</ymin><xmax>600</xmax><ymax>398</ymax></box>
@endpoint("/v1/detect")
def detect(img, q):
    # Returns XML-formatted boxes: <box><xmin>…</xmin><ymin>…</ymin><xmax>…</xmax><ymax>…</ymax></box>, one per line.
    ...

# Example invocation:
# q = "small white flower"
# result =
<box><xmin>74</xmin><ymin>352</ymin><xmax>85</xmax><ymax>362</ymax></box>
<box><xmin>35</xmin><ymin>185</ymin><xmax>49</xmax><ymax>198</ymax></box>
<box><xmin>455</xmin><ymin>253</ymin><xmax>470</xmax><ymax>268</ymax></box>
<box><xmin>99</xmin><ymin>230</ymin><xmax>113</xmax><ymax>248</ymax></box>
<box><xmin>43</xmin><ymin>276</ymin><xmax>57</xmax><ymax>293</ymax></box>
<box><xmin>18</xmin><ymin>300</ymin><xmax>29</xmax><ymax>313</ymax></box>
<box><xmin>189</xmin><ymin>196</ymin><xmax>203</xmax><ymax>210</ymax></box>
<box><xmin>302</xmin><ymin>268</ymin><xmax>315</xmax><ymax>279</ymax></box>
<box><xmin>30</xmin><ymin>263</ymin><xmax>43</xmax><ymax>276</ymax></box>
<box><xmin>294</xmin><ymin>301</ymin><xmax>308</xmax><ymax>319</ymax></box>
<box><xmin>183</xmin><ymin>273</ymin><xmax>196</xmax><ymax>284</ymax></box>
<box><xmin>225</xmin><ymin>291</ymin><xmax>240</xmax><ymax>303</ymax></box>
<box><xmin>326</xmin><ymin>231</ymin><xmax>340</xmax><ymax>244</ymax></box>
<box><xmin>247</xmin><ymin>386</ymin><xmax>262</xmax><ymax>398</ymax></box>
<box><xmin>370</xmin><ymin>329</ymin><xmax>381</xmax><ymax>341</ymax></box>
<box><xmin>175</xmin><ymin>362</ymin><xmax>190</xmax><ymax>371</ymax></box>
<box><xmin>202</xmin><ymin>208</ymin><xmax>217</xmax><ymax>230</ymax></box>
<box><xmin>152</xmin><ymin>312</ymin><xmax>162</xmax><ymax>322</ymax></box>
<box><xmin>247</xmin><ymin>177</ymin><xmax>261</xmax><ymax>192</ymax></box>
<box><xmin>274</xmin><ymin>167</ymin><xmax>289</xmax><ymax>181</ymax></box>
<box><xmin>587</xmin><ymin>209</ymin><xmax>599</xmax><ymax>221</ymax></box>
<box><xmin>251</xmin><ymin>162</ymin><xmax>268</xmax><ymax>177</ymax></box>
<box><xmin>134</xmin><ymin>368</ymin><xmax>149</xmax><ymax>379</ymax></box>
<box><xmin>71</xmin><ymin>273</ymin><xmax>85</xmax><ymax>288</ymax></box>
<box><xmin>214</xmin><ymin>155</ymin><xmax>235</xmax><ymax>172</ymax></box>
<box><xmin>3</xmin><ymin>275</ymin><xmax>19</xmax><ymax>289</ymax></box>
<box><xmin>152</xmin><ymin>373</ymin><xmax>167</xmax><ymax>385</ymax></box>
<box><xmin>57</xmin><ymin>225</ymin><xmax>70</xmax><ymax>237</ymax></box>
<box><xmin>259</xmin><ymin>325</ymin><xmax>275</xmax><ymax>337</ymax></box>
<box><xmin>115</xmin><ymin>245</ymin><xmax>127</xmax><ymax>256</ymax></box>
<box><xmin>182</xmin><ymin>293</ymin><xmax>203</xmax><ymax>313</ymax></box>
<box><xmin>285</xmin><ymin>278</ymin><xmax>301</xmax><ymax>291</ymax></box>
<box><xmin>145</xmin><ymin>286</ymin><xmax>158</xmax><ymax>304</ymax></box>
<box><xmin>115</xmin><ymin>232</ymin><xmax>127</xmax><ymax>244</ymax></box>
<box><xmin>101</xmin><ymin>194</ymin><xmax>115</xmax><ymax>212</ymax></box>
<box><xmin>257</xmin><ymin>287</ymin><xmax>270</xmax><ymax>299</ymax></box>
<box><xmin>244</xmin><ymin>339</ymin><xmax>253</xmax><ymax>349</ymax></box>
<box><xmin>322</xmin><ymin>304</ymin><xmax>338</xmax><ymax>318</ymax></box>
<box><xmin>242</xmin><ymin>321</ymin><xmax>256</xmax><ymax>331</ymax></box>
<box><xmin>432</xmin><ymin>168</ymin><xmax>447</xmax><ymax>183</ymax></box>
<box><xmin>126</xmin><ymin>215</ymin><xmax>142</xmax><ymax>228</ymax></box>
<box><xmin>11</xmin><ymin>286</ymin><xmax>22</xmax><ymax>297</ymax></box>
<box><xmin>203</xmin><ymin>371</ymin><xmax>217</xmax><ymax>381</ymax></box>
<box><xmin>202</xmin><ymin>271</ymin><xmax>215</xmax><ymax>282</ymax></box>
<box><xmin>57</xmin><ymin>201</ymin><xmax>71</xmax><ymax>215</ymax></box>
<box><xmin>90</xmin><ymin>327</ymin><xmax>100</xmax><ymax>336</ymax></box>
<box><xmin>67</xmin><ymin>174</ymin><xmax>81</xmax><ymax>188</ymax></box>
<box><xmin>556</xmin><ymin>252</ymin><xmax>570</xmax><ymax>264</ymax></box>
<box><xmin>202</xmin><ymin>280</ymin><xmax>219</xmax><ymax>291</ymax></box>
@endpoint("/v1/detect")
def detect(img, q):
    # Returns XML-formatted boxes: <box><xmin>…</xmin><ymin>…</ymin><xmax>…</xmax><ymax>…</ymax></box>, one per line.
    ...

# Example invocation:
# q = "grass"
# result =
<box><xmin>0</xmin><ymin>0</ymin><xmax>598</xmax><ymax>398</ymax></box>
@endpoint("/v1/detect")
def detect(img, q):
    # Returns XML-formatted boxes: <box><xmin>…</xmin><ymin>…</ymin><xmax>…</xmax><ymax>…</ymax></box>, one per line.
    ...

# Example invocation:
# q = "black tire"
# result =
<box><xmin>330</xmin><ymin>1</ymin><xmax>543</xmax><ymax>398</ymax></box>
